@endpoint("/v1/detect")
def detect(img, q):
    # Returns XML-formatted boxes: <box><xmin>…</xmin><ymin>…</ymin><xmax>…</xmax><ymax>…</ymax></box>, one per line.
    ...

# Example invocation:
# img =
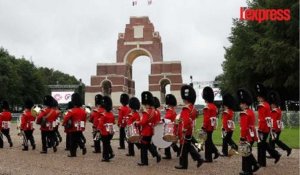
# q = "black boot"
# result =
<box><xmin>22</xmin><ymin>146</ymin><xmax>29</xmax><ymax>151</ymax></box>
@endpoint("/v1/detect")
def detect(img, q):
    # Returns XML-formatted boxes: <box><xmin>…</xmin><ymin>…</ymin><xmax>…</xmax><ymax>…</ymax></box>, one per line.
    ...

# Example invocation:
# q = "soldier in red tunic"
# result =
<box><xmin>62</xmin><ymin>93</ymin><xmax>87</xmax><ymax>157</ymax></box>
<box><xmin>237</xmin><ymin>88</ymin><xmax>260</xmax><ymax>175</ymax></box>
<box><xmin>63</xmin><ymin>101</ymin><xmax>74</xmax><ymax>151</ymax></box>
<box><xmin>221</xmin><ymin>93</ymin><xmax>238</xmax><ymax>156</ymax></box>
<box><xmin>268</xmin><ymin>91</ymin><xmax>292</xmax><ymax>156</ymax></box>
<box><xmin>97</xmin><ymin>96</ymin><xmax>115</xmax><ymax>162</ymax></box>
<box><xmin>36</xmin><ymin>95</ymin><xmax>57</xmax><ymax>154</ymax></box>
<box><xmin>118</xmin><ymin>93</ymin><xmax>131</xmax><ymax>149</ymax></box>
<box><xmin>202</xmin><ymin>86</ymin><xmax>220</xmax><ymax>162</ymax></box>
<box><xmin>255</xmin><ymin>83</ymin><xmax>281</xmax><ymax>166</ymax></box>
<box><xmin>20</xmin><ymin>99</ymin><xmax>36</xmax><ymax>151</ymax></box>
<box><xmin>52</xmin><ymin>99</ymin><xmax>62</xmax><ymax>147</ymax></box>
<box><xmin>175</xmin><ymin>85</ymin><xmax>204</xmax><ymax>169</ymax></box>
<box><xmin>0</xmin><ymin>101</ymin><xmax>13</xmax><ymax>148</ymax></box>
<box><xmin>162</xmin><ymin>94</ymin><xmax>179</xmax><ymax>159</ymax></box>
<box><xmin>136</xmin><ymin>91</ymin><xmax>161</xmax><ymax>166</ymax></box>
<box><xmin>89</xmin><ymin>94</ymin><xmax>104</xmax><ymax>153</ymax></box>
<box><xmin>126</xmin><ymin>97</ymin><xmax>141</xmax><ymax>156</ymax></box>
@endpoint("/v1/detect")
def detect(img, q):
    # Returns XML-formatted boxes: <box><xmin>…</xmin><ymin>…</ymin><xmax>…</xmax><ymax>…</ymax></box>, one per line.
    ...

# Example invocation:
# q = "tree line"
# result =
<box><xmin>218</xmin><ymin>0</ymin><xmax>299</xmax><ymax>105</ymax></box>
<box><xmin>0</xmin><ymin>47</ymin><xmax>81</xmax><ymax>110</ymax></box>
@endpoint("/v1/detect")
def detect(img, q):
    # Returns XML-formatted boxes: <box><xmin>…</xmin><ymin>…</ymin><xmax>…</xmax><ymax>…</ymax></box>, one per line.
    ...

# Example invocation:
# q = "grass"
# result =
<box><xmin>194</xmin><ymin>115</ymin><xmax>299</xmax><ymax>149</ymax></box>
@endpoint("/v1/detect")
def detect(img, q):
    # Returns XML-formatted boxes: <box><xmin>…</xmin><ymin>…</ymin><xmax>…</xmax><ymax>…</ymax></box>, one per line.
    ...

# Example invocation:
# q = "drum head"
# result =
<box><xmin>152</xmin><ymin>123</ymin><xmax>172</xmax><ymax>148</ymax></box>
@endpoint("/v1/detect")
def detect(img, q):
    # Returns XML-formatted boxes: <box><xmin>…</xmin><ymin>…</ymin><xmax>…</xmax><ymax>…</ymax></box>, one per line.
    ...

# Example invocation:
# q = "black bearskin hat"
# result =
<box><xmin>165</xmin><ymin>94</ymin><xmax>177</xmax><ymax>106</ymax></box>
<box><xmin>95</xmin><ymin>94</ymin><xmax>103</xmax><ymax>106</ymax></box>
<box><xmin>237</xmin><ymin>88</ymin><xmax>253</xmax><ymax>106</ymax></box>
<box><xmin>24</xmin><ymin>99</ymin><xmax>34</xmax><ymax>109</ymax></box>
<box><xmin>181</xmin><ymin>85</ymin><xmax>196</xmax><ymax>104</ymax></box>
<box><xmin>202</xmin><ymin>86</ymin><xmax>214</xmax><ymax>103</ymax></box>
<box><xmin>71</xmin><ymin>93</ymin><xmax>82</xmax><ymax>107</ymax></box>
<box><xmin>66</xmin><ymin>101</ymin><xmax>74</xmax><ymax>110</ymax></box>
<box><xmin>52</xmin><ymin>98</ymin><xmax>58</xmax><ymax>107</ymax></box>
<box><xmin>129</xmin><ymin>97</ymin><xmax>140</xmax><ymax>111</ymax></box>
<box><xmin>43</xmin><ymin>95</ymin><xmax>53</xmax><ymax>107</ymax></box>
<box><xmin>120</xmin><ymin>93</ymin><xmax>129</xmax><ymax>106</ymax></box>
<box><xmin>141</xmin><ymin>91</ymin><xmax>154</xmax><ymax>106</ymax></box>
<box><xmin>153</xmin><ymin>97</ymin><xmax>160</xmax><ymax>109</ymax></box>
<box><xmin>1</xmin><ymin>100</ymin><xmax>9</xmax><ymax>110</ymax></box>
<box><xmin>268</xmin><ymin>91</ymin><xmax>281</xmax><ymax>106</ymax></box>
<box><xmin>102</xmin><ymin>96</ymin><xmax>113</xmax><ymax>112</ymax></box>
<box><xmin>255</xmin><ymin>83</ymin><xmax>267</xmax><ymax>99</ymax></box>
<box><xmin>222</xmin><ymin>93</ymin><xmax>236</xmax><ymax>110</ymax></box>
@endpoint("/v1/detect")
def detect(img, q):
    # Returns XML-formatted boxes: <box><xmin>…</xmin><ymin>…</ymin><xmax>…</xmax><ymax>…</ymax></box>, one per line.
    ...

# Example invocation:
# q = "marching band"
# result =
<box><xmin>0</xmin><ymin>83</ymin><xmax>294</xmax><ymax>174</ymax></box>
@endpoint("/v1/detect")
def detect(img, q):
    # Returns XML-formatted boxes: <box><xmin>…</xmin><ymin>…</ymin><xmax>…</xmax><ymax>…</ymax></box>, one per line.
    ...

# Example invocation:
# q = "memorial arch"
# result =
<box><xmin>85</xmin><ymin>16</ymin><xmax>183</xmax><ymax>106</ymax></box>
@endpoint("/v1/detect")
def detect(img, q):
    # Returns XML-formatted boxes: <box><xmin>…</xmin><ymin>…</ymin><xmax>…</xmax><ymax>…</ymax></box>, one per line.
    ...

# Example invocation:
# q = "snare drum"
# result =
<box><xmin>163</xmin><ymin>122</ymin><xmax>177</xmax><ymax>142</ymax></box>
<box><xmin>126</xmin><ymin>124</ymin><xmax>140</xmax><ymax>143</ymax></box>
<box><xmin>105</xmin><ymin>123</ymin><xmax>115</xmax><ymax>135</ymax></box>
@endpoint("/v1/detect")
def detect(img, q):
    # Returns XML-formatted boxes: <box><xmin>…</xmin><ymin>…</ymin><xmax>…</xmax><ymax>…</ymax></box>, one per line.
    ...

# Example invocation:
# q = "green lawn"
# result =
<box><xmin>194</xmin><ymin>116</ymin><xmax>299</xmax><ymax>149</ymax></box>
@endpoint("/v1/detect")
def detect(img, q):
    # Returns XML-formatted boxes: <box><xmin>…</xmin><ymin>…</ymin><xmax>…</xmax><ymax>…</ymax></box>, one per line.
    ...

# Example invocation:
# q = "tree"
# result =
<box><xmin>0</xmin><ymin>47</ymin><xmax>81</xmax><ymax>110</ymax></box>
<box><xmin>220</xmin><ymin>0</ymin><xmax>299</xmax><ymax>102</ymax></box>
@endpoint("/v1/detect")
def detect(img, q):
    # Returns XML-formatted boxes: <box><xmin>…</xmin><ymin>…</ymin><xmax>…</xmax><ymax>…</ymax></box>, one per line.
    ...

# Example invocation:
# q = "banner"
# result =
<box><xmin>51</xmin><ymin>91</ymin><xmax>74</xmax><ymax>104</ymax></box>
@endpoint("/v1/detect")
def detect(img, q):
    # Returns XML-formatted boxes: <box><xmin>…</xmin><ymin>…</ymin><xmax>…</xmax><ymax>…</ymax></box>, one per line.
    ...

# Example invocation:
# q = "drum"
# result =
<box><xmin>163</xmin><ymin>122</ymin><xmax>177</xmax><ymax>142</ymax></box>
<box><xmin>126</xmin><ymin>124</ymin><xmax>140</xmax><ymax>143</ymax></box>
<box><xmin>105</xmin><ymin>123</ymin><xmax>115</xmax><ymax>135</ymax></box>
<box><xmin>152</xmin><ymin>122</ymin><xmax>172</xmax><ymax>148</ymax></box>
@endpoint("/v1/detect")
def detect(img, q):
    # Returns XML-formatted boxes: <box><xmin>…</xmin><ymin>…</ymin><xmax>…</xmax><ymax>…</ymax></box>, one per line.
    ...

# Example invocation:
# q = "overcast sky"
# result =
<box><xmin>0</xmin><ymin>0</ymin><xmax>247</xmax><ymax>96</ymax></box>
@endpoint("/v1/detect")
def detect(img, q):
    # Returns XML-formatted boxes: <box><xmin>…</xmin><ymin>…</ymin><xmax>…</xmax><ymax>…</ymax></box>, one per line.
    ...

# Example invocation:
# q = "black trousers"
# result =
<box><xmin>164</xmin><ymin>143</ymin><xmax>179</xmax><ymax>158</ymax></box>
<box><xmin>93</xmin><ymin>131</ymin><xmax>101</xmax><ymax>152</ymax></box>
<box><xmin>69</xmin><ymin>131</ymin><xmax>86</xmax><ymax>156</ymax></box>
<box><xmin>66</xmin><ymin>133</ymin><xmax>70</xmax><ymax>150</ymax></box>
<box><xmin>102</xmin><ymin>134</ymin><xmax>114</xmax><ymax>160</ymax></box>
<box><xmin>23</xmin><ymin>130</ymin><xmax>35</xmax><ymax>148</ymax></box>
<box><xmin>269</xmin><ymin>131</ymin><xmax>291</xmax><ymax>151</ymax></box>
<box><xmin>0</xmin><ymin>129</ymin><xmax>12</xmax><ymax>148</ymax></box>
<box><xmin>205</xmin><ymin>131</ymin><xmax>218</xmax><ymax>162</ymax></box>
<box><xmin>222</xmin><ymin>131</ymin><xmax>238</xmax><ymax>155</ymax></box>
<box><xmin>257</xmin><ymin>131</ymin><xmax>280</xmax><ymax>167</ymax></box>
<box><xmin>119</xmin><ymin>127</ymin><xmax>126</xmax><ymax>148</ymax></box>
<box><xmin>179</xmin><ymin>135</ymin><xmax>202</xmax><ymax>168</ymax></box>
<box><xmin>242</xmin><ymin>142</ymin><xmax>258</xmax><ymax>174</ymax></box>
<box><xmin>128</xmin><ymin>142</ymin><xmax>135</xmax><ymax>155</ymax></box>
<box><xmin>140</xmin><ymin>136</ymin><xmax>159</xmax><ymax>165</ymax></box>
<box><xmin>41</xmin><ymin>131</ymin><xmax>51</xmax><ymax>152</ymax></box>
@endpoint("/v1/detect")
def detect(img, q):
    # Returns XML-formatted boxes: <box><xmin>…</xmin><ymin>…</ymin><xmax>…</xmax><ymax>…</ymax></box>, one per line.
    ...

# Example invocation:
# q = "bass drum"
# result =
<box><xmin>152</xmin><ymin>122</ymin><xmax>172</xmax><ymax>149</ymax></box>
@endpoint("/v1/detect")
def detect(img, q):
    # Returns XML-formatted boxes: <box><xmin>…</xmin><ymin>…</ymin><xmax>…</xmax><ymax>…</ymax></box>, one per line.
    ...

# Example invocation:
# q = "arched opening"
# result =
<box><xmin>101</xmin><ymin>80</ymin><xmax>112</xmax><ymax>96</ymax></box>
<box><xmin>160</xmin><ymin>79</ymin><xmax>171</xmax><ymax>104</ymax></box>
<box><xmin>132</xmin><ymin>56</ymin><xmax>151</xmax><ymax>100</ymax></box>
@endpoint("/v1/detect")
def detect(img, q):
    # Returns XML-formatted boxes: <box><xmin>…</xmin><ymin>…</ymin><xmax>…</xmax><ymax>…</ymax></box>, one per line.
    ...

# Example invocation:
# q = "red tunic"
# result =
<box><xmin>222</xmin><ymin>109</ymin><xmax>234</xmax><ymax>132</ymax></box>
<box><xmin>258</xmin><ymin>102</ymin><xmax>271</xmax><ymax>133</ymax></box>
<box><xmin>97</xmin><ymin>112</ymin><xmax>115</xmax><ymax>136</ymax></box>
<box><xmin>20</xmin><ymin>109</ymin><xmax>35</xmax><ymax>131</ymax></box>
<box><xmin>62</xmin><ymin>107</ymin><xmax>87</xmax><ymax>132</ymax></box>
<box><xmin>153</xmin><ymin>109</ymin><xmax>161</xmax><ymax>125</ymax></box>
<box><xmin>90</xmin><ymin>107</ymin><xmax>105</xmax><ymax>127</ymax></box>
<box><xmin>0</xmin><ymin>111</ymin><xmax>12</xmax><ymax>130</ymax></box>
<box><xmin>139</xmin><ymin>107</ymin><xmax>155</xmax><ymax>137</ymax></box>
<box><xmin>118</xmin><ymin>106</ymin><xmax>131</xmax><ymax>128</ymax></box>
<box><xmin>164</xmin><ymin>107</ymin><xmax>177</xmax><ymax>122</ymax></box>
<box><xmin>178</xmin><ymin>105</ymin><xmax>197</xmax><ymax>144</ymax></box>
<box><xmin>36</xmin><ymin>107</ymin><xmax>57</xmax><ymax>131</ymax></box>
<box><xmin>271</xmin><ymin>108</ymin><xmax>282</xmax><ymax>132</ymax></box>
<box><xmin>240</xmin><ymin>108</ymin><xmax>257</xmax><ymax>142</ymax></box>
<box><xmin>203</xmin><ymin>103</ymin><xmax>218</xmax><ymax>132</ymax></box>
<box><xmin>127</xmin><ymin>111</ymin><xmax>140</xmax><ymax>125</ymax></box>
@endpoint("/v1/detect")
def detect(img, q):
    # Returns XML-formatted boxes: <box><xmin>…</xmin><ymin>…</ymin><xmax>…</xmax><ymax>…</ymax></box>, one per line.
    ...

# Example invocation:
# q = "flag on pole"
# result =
<box><xmin>132</xmin><ymin>0</ymin><xmax>137</xmax><ymax>6</ymax></box>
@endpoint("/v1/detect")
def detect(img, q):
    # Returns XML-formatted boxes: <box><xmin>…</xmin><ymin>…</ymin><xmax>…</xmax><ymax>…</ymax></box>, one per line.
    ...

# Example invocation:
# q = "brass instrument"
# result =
<box><xmin>228</xmin><ymin>148</ymin><xmax>239</xmax><ymax>157</ymax></box>
<box><xmin>239</xmin><ymin>141</ymin><xmax>251</xmax><ymax>157</ymax></box>
<box><xmin>16</xmin><ymin>115</ymin><xmax>28</xmax><ymax>147</ymax></box>
<box><xmin>31</xmin><ymin>105</ymin><xmax>42</xmax><ymax>118</ymax></box>
<box><xmin>195</xmin><ymin>129</ymin><xmax>207</xmax><ymax>151</ymax></box>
